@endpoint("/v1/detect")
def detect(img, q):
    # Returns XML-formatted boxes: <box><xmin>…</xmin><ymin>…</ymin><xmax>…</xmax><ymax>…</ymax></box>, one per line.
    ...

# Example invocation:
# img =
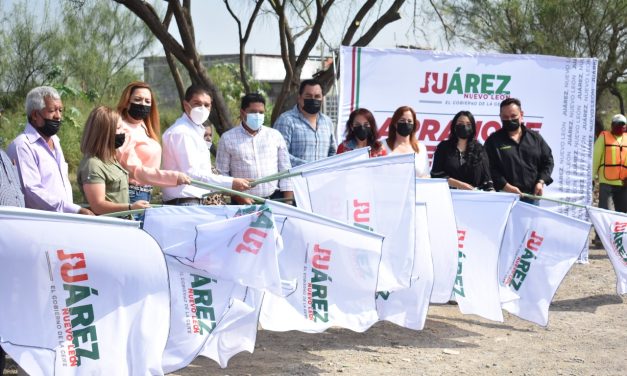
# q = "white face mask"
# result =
<box><xmin>189</xmin><ymin>106</ymin><xmax>210</xmax><ymax>125</ymax></box>
<box><xmin>246</xmin><ymin>113</ymin><xmax>265</xmax><ymax>131</ymax></box>
<box><xmin>205</xmin><ymin>141</ymin><xmax>212</xmax><ymax>151</ymax></box>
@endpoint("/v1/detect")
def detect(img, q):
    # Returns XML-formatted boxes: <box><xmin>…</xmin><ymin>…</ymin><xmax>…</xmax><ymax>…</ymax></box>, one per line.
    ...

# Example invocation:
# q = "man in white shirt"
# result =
<box><xmin>162</xmin><ymin>85</ymin><xmax>251</xmax><ymax>205</ymax></box>
<box><xmin>217</xmin><ymin>93</ymin><xmax>294</xmax><ymax>204</ymax></box>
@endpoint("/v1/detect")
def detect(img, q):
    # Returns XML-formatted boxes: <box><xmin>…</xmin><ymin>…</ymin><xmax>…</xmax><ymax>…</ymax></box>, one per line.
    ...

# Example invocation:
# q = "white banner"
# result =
<box><xmin>415</xmin><ymin>178</ymin><xmax>458</xmax><ymax>303</ymax></box>
<box><xmin>450</xmin><ymin>191</ymin><xmax>517</xmax><ymax>321</ymax></box>
<box><xmin>375</xmin><ymin>202</ymin><xmax>433</xmax><ymax>330</ymax></box>
<box><xmin>587</xmin><ymin>207</ymin><xmax>627</xmax><ymax>295</ymax></box>
<box><xmin>260</xmin><ymin>201</ymin><xmax>383</xmax><ymax>333</ymax></box>
<box><xmin>499</xmin><ymin>202</ymin><xmax>591</xmax><ymax>326</ymax></box>
<box><xmin>339</xmin><ymin>46</ymin><xmax>596</xmax><ymax>219</ymax></box>
<box><xmin>294</xmin><ymin>154</ymin><xmax>416</xmax><ymax>291</ymax></box>
<box><xmin>0</xmin><ymin>208</ymin><xmax>170</xmax><ymax>375</ymax></box>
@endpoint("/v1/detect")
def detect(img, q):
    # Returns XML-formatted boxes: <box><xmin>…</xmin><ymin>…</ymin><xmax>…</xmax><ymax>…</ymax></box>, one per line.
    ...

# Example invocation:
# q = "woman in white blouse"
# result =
<box><xmin>383</xmin><ymin>105</ymin><xmax>430</xmax><ymax>177</ymax></box>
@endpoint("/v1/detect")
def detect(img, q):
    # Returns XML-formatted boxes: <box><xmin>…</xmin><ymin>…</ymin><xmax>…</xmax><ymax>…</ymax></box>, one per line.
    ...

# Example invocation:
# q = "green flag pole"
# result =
<box><xmin>101</xmin><ymin>204</ymin><xmax>166</xmax><ymax>218</ymax></box>
<box><xmin>249</xmin><ymin>171</ymin><xmax>302</xmax><ymax>187</ymax></box>
<box><xmin>520</xmin><ymin>193</ymin><xmax>588</xmax><ymax>209</ymax></box>
<box><xmin>190</xmin><ymin>179</ymin><xmax>267</xmax><ymax>203</ymax></box>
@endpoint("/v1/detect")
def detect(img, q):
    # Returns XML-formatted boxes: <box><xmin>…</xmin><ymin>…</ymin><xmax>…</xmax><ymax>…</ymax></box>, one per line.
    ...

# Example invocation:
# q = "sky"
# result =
<box><xmin>1</xmin><ymin>0</ymin><xmax>460</xmax><ymax>58</ymax></box>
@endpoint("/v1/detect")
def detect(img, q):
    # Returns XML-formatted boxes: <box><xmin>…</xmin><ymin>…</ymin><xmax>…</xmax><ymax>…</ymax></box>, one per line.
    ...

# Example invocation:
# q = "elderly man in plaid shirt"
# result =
<box><xmin>273</xmin><ymin>79</ymin><xmax>337</xmax><ymax>166</ymax></box>
<box><xmin>217</xmin><ymin>93</ymin><xmax>294</xmax><ymax>204</ymax></box>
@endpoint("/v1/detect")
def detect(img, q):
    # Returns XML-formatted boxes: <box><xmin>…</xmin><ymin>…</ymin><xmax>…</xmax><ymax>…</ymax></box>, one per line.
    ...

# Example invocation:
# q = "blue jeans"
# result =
<box><xmin>129</xmin><ymin>187</ymin><xmax>152</xmax><ymax>221</ymax></box>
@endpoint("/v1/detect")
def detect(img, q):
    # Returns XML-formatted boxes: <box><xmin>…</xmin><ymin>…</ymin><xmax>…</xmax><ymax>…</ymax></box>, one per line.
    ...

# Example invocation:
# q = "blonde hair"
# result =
<box><xmin>80</xmin><ymin>106</ymin><xmax>120</xmax><ymax>162</ymax></box>
<box><xmin>116</xmin><ymin>81</ymin><xmax>161</xmax><ymax>140</ymax></box>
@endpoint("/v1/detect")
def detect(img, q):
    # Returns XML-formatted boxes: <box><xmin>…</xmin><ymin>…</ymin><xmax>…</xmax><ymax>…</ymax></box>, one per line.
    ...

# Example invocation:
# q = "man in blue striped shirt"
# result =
<box><xmin>274</xmin><ymin>79</ymin><xmax>337</xmax><ymax>166</ymax></box>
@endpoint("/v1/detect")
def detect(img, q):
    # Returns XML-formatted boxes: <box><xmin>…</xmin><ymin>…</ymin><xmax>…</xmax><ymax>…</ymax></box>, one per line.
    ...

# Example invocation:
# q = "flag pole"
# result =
<box><xmin>250</xmin><ymin>171</ymin><xmax>302</xmax><ymax>187</ymax></box>
<box><xmin>520</xmin><ymin>193</ymin><xmax>588</xmax><ymax>209</ymax></box>
<box><xmin>190</xmin><ymin>179</ymin><xmax>266</xmax><ymax>203</ymax></box>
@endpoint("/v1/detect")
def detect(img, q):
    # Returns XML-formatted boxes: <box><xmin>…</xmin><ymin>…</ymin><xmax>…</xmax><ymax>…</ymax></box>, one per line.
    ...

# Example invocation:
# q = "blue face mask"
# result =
<box><xmin>246</xmin><ymin>113</ymin><xmax>265</xmax><ymax>131</ymax></box>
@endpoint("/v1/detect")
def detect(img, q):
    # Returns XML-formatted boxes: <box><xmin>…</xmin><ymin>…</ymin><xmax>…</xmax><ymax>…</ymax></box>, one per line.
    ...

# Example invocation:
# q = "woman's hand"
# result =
<box><xmin>131</xmin><ymin>200</ymin><xmax>151</xmax><ymax>210</ymax></box>
<box><xmin>177</xmin><ymin>172</ymin><xmax>191</xmax><ymax>185</ymax></box>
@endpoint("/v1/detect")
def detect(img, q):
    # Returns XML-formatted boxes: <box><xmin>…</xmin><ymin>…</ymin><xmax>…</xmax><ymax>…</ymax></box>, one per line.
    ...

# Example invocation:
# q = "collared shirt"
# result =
<box><xmin>431</xmin><ymin>139</ymin><xmax>493</xmax><ymax>188</ymax></box>
<box><xmin>161</xmin><ymin>113</ymin><xmax>233</xmax><ymax>201</ymax></box>
<box><xmin>273</xmin><ymin>105</ymin><xmax>337</xmax><ymax>166</ymax></box>
<box><xmin>77</xmin><ymin>157</ymin><xmax>129</xmax><ymax>204</ymax></box>
<box><xmin>484</xmin><ymin>125</ymin><xmax>554</xmax><ymax>194</ymax></box>
<box><xmin>216</xmin><ymin>124</ymin><xmax>293</xmax><ymax>198</ymax></box>
<box><xmin>0</xmin><ymin>149</ymin><xmax>25</xmax><ymax>207</ymax></box>
<box><xmin>116</xmin><ymin>119</ymin><xmax>179</xmax><ymax>187</ymax></box>
<box><xmin>7</xmin><ymin>123</ymin><xmax>80</xmax><ymax>213</ymax></box>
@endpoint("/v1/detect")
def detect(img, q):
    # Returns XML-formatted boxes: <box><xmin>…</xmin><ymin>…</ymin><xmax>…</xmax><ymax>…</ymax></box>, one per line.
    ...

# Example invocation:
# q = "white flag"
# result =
<box><xmin>162</xmin><ymin>257</ymin><xmax>251</xmax><ymax>373</ymax></box>
<box><xmin>587</xmin><ymin>206</ymin><xmax>627</xmax><ymax>295</ymax></box>
<box><xmin>201</xmin><ymin>287</ymin><xmax>264</xmax><ymax>368</ymax></box>
<box><xmin>415</xmin><ymin>178</ymin><xmax>458</xmax><ymax>303</ymax></box>
<box><xmin>259</xmin><ymin>201</ymin><xmax>383</xmax><ymax>333</ymax></box>
<box><xmin>499</xmin><ymin>202</ymin><xmax>591</xmax><ymax>326</ymax></box>
<box><xmin>0</xmin><ymin>207</ymin><xmax>170</xmax><ymax>376</ymax></box>
<box><xmin>375</xmin><ymin>202</ymin><xmax>434</xmax><ymax>330</ymax></box>
<box><xmin>290</xmin><ymin>148</ymin><xmax>370</xmax><ymax>211</ymax></box>
<box><xmin>193</xmin><ymin>207</ymin><xmax>286</xmax><ymax>295</ymax></box>
<box><xmin>294</xmin><ymin>154</ymin><xmax>416</xmax><ymax>292</ymax></box>
<box><xmin>450</xmin><ymin>191</ymin><xmax>517</xmax><ymax>322</ymax></box>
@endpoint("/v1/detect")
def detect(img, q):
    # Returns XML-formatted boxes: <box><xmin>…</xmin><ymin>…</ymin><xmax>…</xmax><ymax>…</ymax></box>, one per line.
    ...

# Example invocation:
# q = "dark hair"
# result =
<box><xmin>184</xmin><ymin>85</ymin><xmax>211</xmax><ymax>102</ymax></box>
<box><xmin>386</xmin><ymin>106</ymin><xmax>420</xmax><ymax>153</ymax></box>
<box><xmin>344</xmin><ymin>108</ymin><xmax>383</xmax><ymax>152</ymax></box>
<box><xmin>299</xmin><ymin>79</ymin><xmax>323</xmax><ymax>95</ymax></box>
<box><xmin>499</xmin><ymin>97</ymin><xmax>522</xmax><ymax>110</ymax></box>
<box><xmin>449</xmin><ymin>110</ymin><xmax>482</xmax><ymax>167</ymax></box>
<box><xmin>241</xmin><ymin>93</ymin><xmax>266</xmax><ymax>110</ymax></box>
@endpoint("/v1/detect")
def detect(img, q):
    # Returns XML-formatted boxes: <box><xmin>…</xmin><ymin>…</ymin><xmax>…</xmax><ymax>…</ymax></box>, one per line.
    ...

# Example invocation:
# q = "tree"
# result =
<box><xmin>113</xmin><ymin>0</ymin><xmax>236</xmax><ymax>135</ymax></box>
<box><xmin>267</xmin><ymin>0</ymin><xmax>408</xmax><ymax>122</ymax></box>
<box><xmin>437</xmin><ymin>0</ymin><xmax>627</xmax><ymax>113</ymax></box>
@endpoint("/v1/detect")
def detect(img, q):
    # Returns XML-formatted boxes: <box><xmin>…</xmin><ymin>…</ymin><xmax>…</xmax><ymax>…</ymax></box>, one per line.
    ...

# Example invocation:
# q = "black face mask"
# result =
<box><xmin>396</xmin><ymin>122</ymin><xmax>414</xmax><ymax>137</ymax></box>
<box><xmin>114</xmin><ymin>133</ymin><xmax>126</xmax><ymax>149</ymax></box>
<box><xmin>502</xmin><ymin>119</ymin><xmax>520</xmax><ymax>132</ymax></box>
<box><xmin>454</xmin><ymin>124</ymin><xmax>473</xmax><ymax>139</ymax></box>
<box><xmin>39</xmin><ymin>118</ymin><xmax>61</xmax><ymax>137</ymax></box>
<box><xmin>353</xmin><ymin>125</ymin><xmax>371</xmax><ymax>141</ymax></box>
<box><xmin>128</xmin><ymin>103</ymin><xmax>151</xmax><ymax>120</ymax></box>
<box><xmin>302</xmin><ymin>99</ymin><xmax>322</xmax><ymax>115</ymax></box>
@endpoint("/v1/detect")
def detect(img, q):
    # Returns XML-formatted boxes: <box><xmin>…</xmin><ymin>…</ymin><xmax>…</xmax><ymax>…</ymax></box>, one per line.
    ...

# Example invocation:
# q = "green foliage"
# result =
<box><xmin>207</xmin><ymin>63</ymin><xmax>273</xmax><ymax>126</ymax></box>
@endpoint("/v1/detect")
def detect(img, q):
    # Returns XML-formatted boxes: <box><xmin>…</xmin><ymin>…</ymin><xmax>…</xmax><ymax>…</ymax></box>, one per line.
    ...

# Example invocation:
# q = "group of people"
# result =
<box><xmin>338</xmin><ymin>97</ymin><xmax>554</xmax><ymax>203</ymax></box>
<box><xmin>0</xmin><ymin>78</ymin><xmax>561</xmax><ymax>227</ymax></box>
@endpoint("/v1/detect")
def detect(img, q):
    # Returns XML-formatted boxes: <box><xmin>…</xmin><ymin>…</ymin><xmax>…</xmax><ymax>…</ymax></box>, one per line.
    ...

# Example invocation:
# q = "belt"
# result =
<box><xmin>129</xmin><ymin>184</ymin><xmax>153</xmax><ymax>193</ymax></box>
<box><xmin>164</xmin><ymin>197</ymin><xmax>202</xmax><ymax>205</ymax></box>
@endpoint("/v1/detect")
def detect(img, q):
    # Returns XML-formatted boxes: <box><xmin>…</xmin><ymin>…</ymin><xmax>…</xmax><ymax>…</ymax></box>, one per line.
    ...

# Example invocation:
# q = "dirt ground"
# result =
<box><xmin>4</xmin><ymin>245</ymin><xmax>626</xmax><ymax>376</ymax></box>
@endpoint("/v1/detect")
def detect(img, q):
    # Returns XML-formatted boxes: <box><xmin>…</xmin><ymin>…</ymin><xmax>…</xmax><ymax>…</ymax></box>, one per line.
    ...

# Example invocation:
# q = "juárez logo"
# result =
<box><xmin>419</xmin><ymin>67</ymin><xmax>511</xmax><ymax>99</ymax></box>
<box><xmin>307</xmin><ymin>244</ymin><xmax>333</xmax><ymax>323</ymax></box>
<box><xmin>503</xmin><ymin>231</ymin><xmax>544</xmax><ymax>290</ymax></box>
<box><xmin>610</xmin><ymin>221</ymin><xmax>627</xmax><ymax>265</ymax></box>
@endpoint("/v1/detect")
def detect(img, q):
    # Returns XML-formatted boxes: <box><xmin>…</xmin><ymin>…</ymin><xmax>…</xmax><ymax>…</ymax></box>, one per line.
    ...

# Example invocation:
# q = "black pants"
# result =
<box><xmin>599</xmin><ymin>183</ymin><xmax>627</xmax><ymax>213</ymax></box>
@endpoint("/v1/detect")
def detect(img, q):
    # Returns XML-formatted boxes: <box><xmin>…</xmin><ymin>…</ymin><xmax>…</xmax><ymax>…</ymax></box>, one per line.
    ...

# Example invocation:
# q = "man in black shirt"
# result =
<box><xmin>484</xmin><ymin>98</ymin><xmax>554</xmax><ymax>204</ymax></box>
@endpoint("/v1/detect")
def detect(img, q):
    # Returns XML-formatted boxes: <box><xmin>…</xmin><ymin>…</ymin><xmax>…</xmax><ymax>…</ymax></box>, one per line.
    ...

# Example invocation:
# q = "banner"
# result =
<box><xmin>375</xmin><ymin>202</ymin><xmax>433</xmax><ymax>330</ymax></box>
<box><xmin>450</xmin><ymin>191</ymin><xmax>517</xmax><ymax>321</ymax></box>
<box><xmin>415</xmin><ymin>178</ymin><xmax>458</xmax><ymax>303</ymax></box>
<box><xmin>294</xmin><ymin>154</ymin><xmax>416</xmax><ymax>291</ymax></box>
<box><xmin>587</xmin><ymin>207</ymin><xmax>627</xmax><ymax>295</ymax></box>
<box><xmin>0</xmin><ymin>208</ymin><xmax>170</xmax><ymax>375</ymax></box>
<box><xmin>499</xmin><ymin>202</ymin><xmax>591</xmax><ymax>326</ymax></box>
<box><xmin>339</xmin><ymin>46</ymin><xmax>596</xmax><ymax>219</ymax></box>
<box><xmin>260</xmin><ymin>201</ymin><xmax>384</xmax><ymax>333</ymax></box>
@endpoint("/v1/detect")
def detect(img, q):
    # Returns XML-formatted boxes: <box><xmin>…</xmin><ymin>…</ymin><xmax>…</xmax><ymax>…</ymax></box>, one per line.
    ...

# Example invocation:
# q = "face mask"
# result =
<box><xmin>189</xmin><ymin>106</ymin><xmax>210</xmax><ymax>125</ymax></box>
<box><xmin>39</xmin><ymin>117</ymin><xmax>61</xmax><ymax>137</ymax></box>
<box><xmin>396</xmin><ymin>122</ymin><xmax>413</xmax><ymax>137</ymax></box>
<box><xmin>114</xmin><ymin>133</ymin><xmax>126</xmax><ymax>149</ymax></box>
<box><xmin>302</xmin><ymin>98</ymin><xmax>322</xmax><ymax>115</ymax></box>
<box><xmin>502</xmin><ymin>119</ymin><xmax>520</xmax><ymax>132</ymax></box>
<box><xmin>353</xmin><ymin>125</ymin><xmax>371</xmax><ymax>141</ymax></box>
<box><xmin>454</xmin><ymin>124</ymin><xmax>473</xmax><ymax>139</ymax></box>
<box><xmin>611</xmin><ymin>123</ymin><xmax>626</xmax><ymax>136</ymax></box>
<box><xmin>128</xmin><ymin>103</ymin><xmax>151</xmax><ymax>120</ymax></box>
<box><xmin>246</xmin><ymin>113</ymin><xmax>265</xmax><ymax>131</ymax></box>
<box><xmin>205</xmin><ymin>141</ymin><xmax>212</xmax><ymax>151</ymax></box>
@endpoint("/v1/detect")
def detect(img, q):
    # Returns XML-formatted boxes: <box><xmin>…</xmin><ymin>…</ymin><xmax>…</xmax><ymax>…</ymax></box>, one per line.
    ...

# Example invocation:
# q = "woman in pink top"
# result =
<box><xmin>116</xmin><ymin>82</ymin><xmax>190</xmax><ymax>204</ymax></box>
